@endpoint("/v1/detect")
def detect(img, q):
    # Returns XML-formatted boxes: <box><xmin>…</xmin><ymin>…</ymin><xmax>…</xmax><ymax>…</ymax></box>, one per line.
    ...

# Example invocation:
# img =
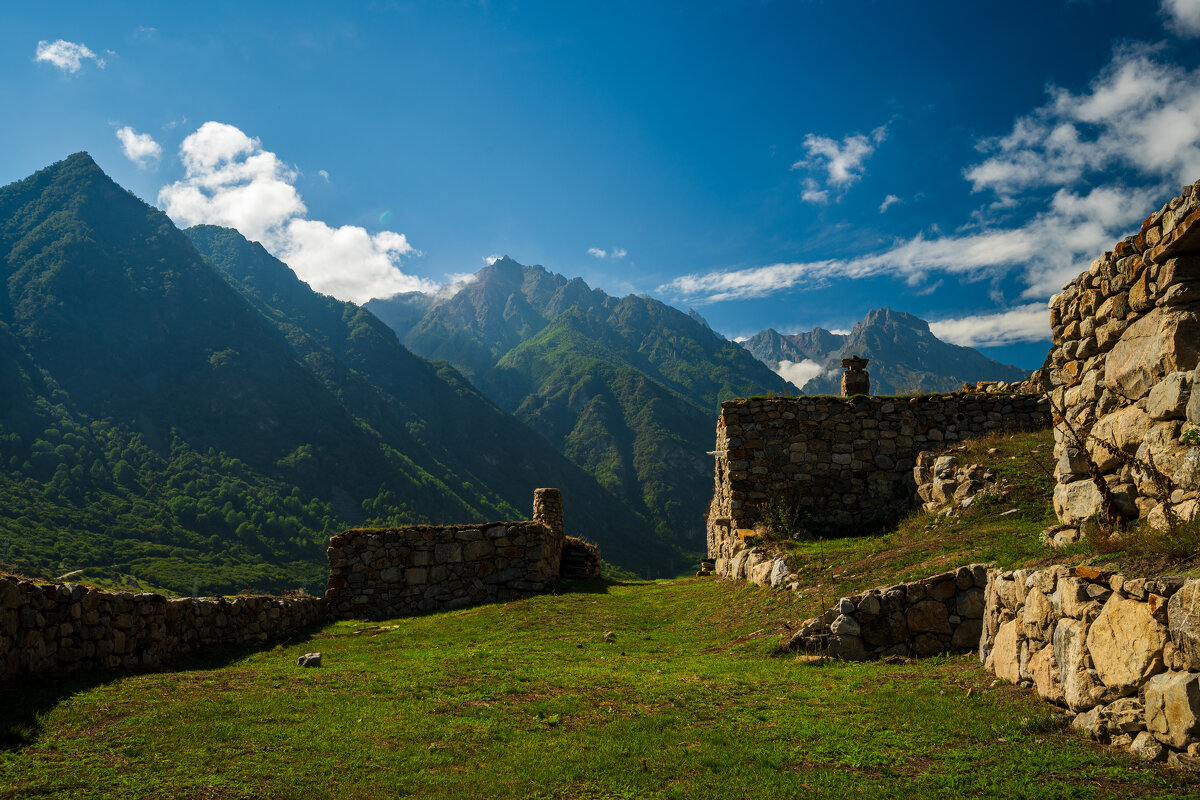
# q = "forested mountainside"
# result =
<box><xmin>742</xmin><ymin>309</ymin><xmax>1030</xmax><ymax>395</ymax></box>
<box><xmin>0</xmin><ymin>154</ymin><xmax>673</xmax><ymax>594</ymax></box>
<box><xmin>368</xmin><ymin>258</ymin><xmax>796</xmax><ymax>549</ymax></box>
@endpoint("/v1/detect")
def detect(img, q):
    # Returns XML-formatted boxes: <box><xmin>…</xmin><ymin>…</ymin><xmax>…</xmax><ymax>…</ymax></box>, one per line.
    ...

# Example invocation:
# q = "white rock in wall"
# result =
<box><xmin>1053</xmin><ymin>480</ymin><xmax>1104</xmax><ymax>527</ymax></box>
<box><xmin>1104</xmin><ymin>308</ymin><xmax>1200</xmax><ymax>402</ymax></box>
<box><xmin>1085</xmin><ymin>594</ymin><xmax>1168</xmax><ymax>694</ymax></box>
<box><xmin>1053</xmin><ymin>617</ymin><xmax>1103</xmax><ymax>711</ymax></box>
<box><xmin>1147</xmin><ymin>372</ymin><xmax>1192</xmax><ymax>420</ymax></box>
<box><xmin>1145</xmin><ymin>671</ymin><xmax>1200</xmax><ymax>749</ymax></box>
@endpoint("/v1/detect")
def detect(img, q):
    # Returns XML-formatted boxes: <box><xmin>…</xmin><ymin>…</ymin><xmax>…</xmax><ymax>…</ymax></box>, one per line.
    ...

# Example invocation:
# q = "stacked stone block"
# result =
<box><xmin>0</xmin><ymin>576</ymin><xmax>324</xmax><ymax>678</ymax></box>
<box><xmin>1044</xmin><ymin>180</ymin><xmax>1200</xmax><ymax>533</ymax></box>
<box><xmin>325</xmin><ymin>520</ymin><xmax>564</xmax><ymax>620</ymax></box>
<box><xmin>982</xmin><ymin>565</ymin><xmax>1200</xmax><ymax>765</ymax></box>
<box><xmin>787</xmin><ymin>564</ymin><xmax>989</xmax><ymax>661</ymax></box>
<box><xmin>706</xmin><ymin>393</ymin><xmax>1049</xmax><ymax>579</ymax></box>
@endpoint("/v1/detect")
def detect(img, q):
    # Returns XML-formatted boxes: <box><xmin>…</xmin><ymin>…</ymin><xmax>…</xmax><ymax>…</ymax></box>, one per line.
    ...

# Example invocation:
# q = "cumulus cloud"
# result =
<box><xmin>775</xmin><ymin>359</ymin><xmax>826</xmax><ymax>387</ymax></box>
<box><xmin>34</xmin><ymin>39</ymin><xmax>106</xmax><ymax>74</ymax></box>
<box><xmin>928</xmin><ymin>303</ymin><xmax>1050</xmax><ymax>347</ymax></box>
<box><xmin>792</xmin><ymin>124</ymin><xmax>888</xmax><ymax>203</ymax></box>
<box><xmin>879</xmin><ymin>194</ymin><xmax>901</xmax><ymax>213</ymax></box>
<box><xmin>587</xmin><ymin>247</ymin><xmax>607</xmax><ymax>258</ymax></box>
<box><xmin>115</xmin><ymin>126</ymin><xmax>161</xmax><ymax>168</ymax></box>
<box><xmin>1163</xmin><ymin>0</ymin><xmax>1200</xmax><ymax>36</ymax></box>
<box><xmin>159</xmin><ymin>121</ymin><xmax>434</xmax><ymax>303</ymax></box>
<box><xmin>664</xmin><ymin>44</ymin><xmax>1198</xmax><ymax>308</ymax></box>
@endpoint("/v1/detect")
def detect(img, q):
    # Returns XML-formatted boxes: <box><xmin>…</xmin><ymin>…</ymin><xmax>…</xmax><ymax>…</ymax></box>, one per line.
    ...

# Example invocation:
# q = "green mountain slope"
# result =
<box><xmin>369</xmin><ymin>257</ymin><xmax>796</xmax><ymax>549</ymax></box>
<box><xmin>0</xmin><ymin>154</ymin><xmax>670</xmax><ymax>591</ymax></box>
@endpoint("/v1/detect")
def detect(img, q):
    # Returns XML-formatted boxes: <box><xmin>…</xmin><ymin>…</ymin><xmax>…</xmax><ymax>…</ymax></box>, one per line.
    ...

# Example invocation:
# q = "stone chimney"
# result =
<box><xmin>840</xmin><ymin>355</ymin><xmax>870</xmax><ymax>396</ymax></box>
<box><xmin>532</xmin><ymin>488</ymin><xmax>564</xmax><ymax>540</ymax></box>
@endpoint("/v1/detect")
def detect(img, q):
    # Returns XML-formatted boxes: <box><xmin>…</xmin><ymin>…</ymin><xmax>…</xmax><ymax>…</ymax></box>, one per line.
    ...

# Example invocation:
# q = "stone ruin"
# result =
<box><xmin>325</xmin><ymin>489</ymin><xmax>601</xmax><ymax>620</ymax></box>
<box><xmin>840</xmin><ymin>355</ymin><xmax>870</xmax><ymax>396</ymax></box>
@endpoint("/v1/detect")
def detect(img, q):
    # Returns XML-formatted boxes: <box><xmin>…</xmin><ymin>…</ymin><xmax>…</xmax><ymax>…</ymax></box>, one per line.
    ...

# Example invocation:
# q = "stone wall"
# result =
<box><xmin>706</xmin><ymin>393</ymin><xmax>1049</xmax><ymax>577</ymax></box>
<box><xmin>785</xmin><ymin>564</ymin><xmax>990</xmax><ymax>661</ymax></box>
<box><xmin>0</xmin><ymin>576</ymin><xmax>324</xmax><ymax>678</ymax></box>
<box><xmin>1044</xmin><ymin>180</ymin><xmax>1200</xmax><ymax>535</ymax></box>
<box><xmin>325</xmin><ymin>490</ymin><xmax>566</xmax><ymax>620</ymax></box>
<box><xmin>981</xmin><ymin>564</ymin><xmax>1200</xmax><ymax>765</ymax></box>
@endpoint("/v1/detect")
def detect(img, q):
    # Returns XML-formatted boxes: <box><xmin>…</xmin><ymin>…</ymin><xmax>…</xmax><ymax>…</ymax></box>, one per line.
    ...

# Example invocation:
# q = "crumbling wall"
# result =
<box><xmin>325</xmin><ymin>489</ymin><xmax>568</xmax><ymax>620</ymax></box>
<box><xmin>981</xmin><ymin>564</ymin><xmax>1200</xmax><ymax>766</ymax></box>
<box><xmin>706</xmin><ymin>394</ymin><xmax>1049</xmax><ymax>578</ymax></box>
<box><xmin>1044</xmin><ymin>180</ymin><xmax>1200</xmax><ymax>537</ymax></box>
<box><xmin>0</xmin><ymin>577</ymin><xmax>324</xmax><ymax>678</ymax></box>
<box><xmin>786</xmin><ymin>564</ymin><xmax>990</xmax><ymax>661</ymax></box>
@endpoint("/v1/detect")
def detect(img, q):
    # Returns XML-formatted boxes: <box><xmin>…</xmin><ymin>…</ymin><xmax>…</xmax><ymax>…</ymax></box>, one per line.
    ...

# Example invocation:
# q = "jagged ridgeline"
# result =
<box><xmin>0</xmin><ymin>153</ymin><xmax>674</xmax><ymax>594</ymax></box>
<box><xmin>367</xmin><ymin>258</ymin><xmax>798</xmax><ymax>550</ymax></box>
<box><xmin>742</xmin><ymin>309</ymin><xmax>1030</xmax><ymax>395</ymax></box>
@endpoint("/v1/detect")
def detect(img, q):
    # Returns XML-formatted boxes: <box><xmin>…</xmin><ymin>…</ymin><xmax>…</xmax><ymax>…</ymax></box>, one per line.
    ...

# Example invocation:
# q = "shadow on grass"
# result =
<box><xmin>551</xmin><ymin>577</ymin><xmax>617</xmax><ymax>595</ymax></box>
<box><xmin>0</xmin><ymin>619</ymin><xmax>328</xmax><ymax>753</ymax></box>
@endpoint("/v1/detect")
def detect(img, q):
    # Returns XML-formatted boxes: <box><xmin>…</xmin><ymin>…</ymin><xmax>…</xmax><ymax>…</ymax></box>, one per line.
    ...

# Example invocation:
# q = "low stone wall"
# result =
<box><xmin>981</xmin><ymin>565</ymin><xmax>1200</xmax><ymax>765</ymax></box>
<box><xmin>0</xmin><ymin>576</ymin><xmax>325</xmax><ymax>678</ymax></box>
<box><xmin>913</xmin><ymin>452</ymin><xmax>998</xmax><ymax>514</ymax></box>
<box><xmin>785</xmin><ymin>564</ymin><xmax>989</xmax><ymax>660</ymax></box>
<box><xmin>325</xmin><ymin>521</ymin><xmax>563</xmax><ymax>619</ymax></box>
<box><xmin>706</xmin><ymin>393</ymin><xmax>1049</xmax><ymax>577</ymax></box>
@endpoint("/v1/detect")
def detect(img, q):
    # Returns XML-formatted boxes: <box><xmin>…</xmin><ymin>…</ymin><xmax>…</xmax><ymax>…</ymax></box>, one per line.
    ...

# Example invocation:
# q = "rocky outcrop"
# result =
<box><xmin>785</xmin><ymin>564</ymin><xmax>989</xmax><ymax>660</ymax></box>
<box><xmin>0</xmin><ymin>576</ymin><xmax>324</xmax><ymax>678</ymax></box>
<box><xmin>1044</xmin><ymin>180</ymin><xmax>1200</xmax><ymax>531</ymax></box>
<box><xmin>912</xmin><ymin>452</ymin><xmax>998</xmax><ymax>514</ymax></box>
<box><xmin>982</xmin><ymin>564</ymin><xmax>1200</xmax><ymax>763</ymax></box>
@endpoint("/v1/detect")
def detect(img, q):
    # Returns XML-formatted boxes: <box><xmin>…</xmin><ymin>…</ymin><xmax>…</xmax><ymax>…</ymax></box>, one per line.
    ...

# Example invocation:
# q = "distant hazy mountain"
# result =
<box><xmin>368</xmin><ymin>258</ymin><xmax>796</xmax><ymax>549</ymax></box>
<box><xmin>742</xmin><ymin>309</ymin><xmax>1030</xmax><ymax>395</ymax></box>
<box><xmin>0</xmin><ymin>154</ymin><xmax>672</xmax><ymax>593</ymax></box>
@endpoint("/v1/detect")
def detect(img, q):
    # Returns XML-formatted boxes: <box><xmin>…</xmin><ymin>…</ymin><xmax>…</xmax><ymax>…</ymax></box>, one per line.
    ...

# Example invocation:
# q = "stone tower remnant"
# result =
<box><xmin>532</xmin><ymin>487</ymin><xmax>564</xmax><ymax>538</ymax></box>
<box><xmin>840</xmin><ymin>355</ymin><xmax>870</xmax><ymax>396</ymax></box>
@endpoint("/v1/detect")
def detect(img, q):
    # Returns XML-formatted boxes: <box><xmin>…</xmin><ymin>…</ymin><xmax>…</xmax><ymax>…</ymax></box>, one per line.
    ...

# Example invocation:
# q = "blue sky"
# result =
<box><xmin>4</xmin><ymin>1</ymin><xmax>1200</xmax><ymax>371</ymax></box>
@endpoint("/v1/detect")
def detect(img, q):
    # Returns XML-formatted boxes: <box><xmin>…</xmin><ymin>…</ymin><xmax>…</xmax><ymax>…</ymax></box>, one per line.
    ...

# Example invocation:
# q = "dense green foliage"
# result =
<box><xmin>3</xmin><ymin>578</ymin><xmax>1191</xmax><ymax>798</ymax></box>
<box><xmin>0</xmin><ymin>154</ymin><xmax>676</xmax><ymax>593</ymax></box>
<box><xmin>370</xmin><ymin>257</ymin><xmax>795</xmax><ymax>550</ymax></box>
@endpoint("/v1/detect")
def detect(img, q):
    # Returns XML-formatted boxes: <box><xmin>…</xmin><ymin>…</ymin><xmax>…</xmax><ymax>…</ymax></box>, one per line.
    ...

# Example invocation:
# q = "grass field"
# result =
<box><xmin>2</xmin><ymin>576</ymin><xmax>1197</xmax><ymax>799</ymax></box>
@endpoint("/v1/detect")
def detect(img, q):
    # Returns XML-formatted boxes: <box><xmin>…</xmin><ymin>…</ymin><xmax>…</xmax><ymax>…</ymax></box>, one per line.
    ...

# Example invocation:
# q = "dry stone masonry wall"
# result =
<box><xmin>981</xmin><ymin>565</ymin><xmax>1200</xmax><ymax>766</ymax></box>
<box><xmin>786</xmin><ymin>564</ymin><xmax>990</xmax><ymax>661</ymax></box>
<box><xmin>1044</xmin><ymin>180</ymin><xmax>1200</xmax><ymax>536</ymax></box>
<box><xmin>0</xmin><ymin>576</ymin><xmax>324</xmax><ymax>678</ymax></box>
<box><xmin>706</xmin><ymin>394</ymin><xmax>1049</xmax><ymax>579</ymax></box>
<box><xmin>325</xmin><ymin>489</ymin><xmax>568</xmax><ymax>620</ymax></box>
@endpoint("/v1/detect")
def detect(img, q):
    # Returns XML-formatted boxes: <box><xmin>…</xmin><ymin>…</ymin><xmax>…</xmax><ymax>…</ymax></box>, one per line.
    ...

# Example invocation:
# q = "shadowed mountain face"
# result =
<box><xmin>368</xmin><ymin>258</ymin><xmax>796</xmax><ymax>550</ymax></box>
<box><xmin>0</xmin><ymin>154</ymin><xmax>673</xmax><ymax>592</ymax></box>
<box><xmin>742</xmin><ymin>309</ymin><xmax>1030</xmax><ymax>395</ymax></box>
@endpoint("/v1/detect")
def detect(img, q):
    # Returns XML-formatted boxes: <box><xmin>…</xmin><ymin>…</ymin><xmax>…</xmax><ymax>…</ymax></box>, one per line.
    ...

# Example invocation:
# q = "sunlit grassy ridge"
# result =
<box><xmin>2</xmin><ymin>576</ymin><xmax>1194</xmax><ymax>799</ymax></box>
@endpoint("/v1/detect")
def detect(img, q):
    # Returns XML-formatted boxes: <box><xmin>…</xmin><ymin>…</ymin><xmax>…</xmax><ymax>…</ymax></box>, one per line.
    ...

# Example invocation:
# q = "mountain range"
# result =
<box><xmin>367</xmin><ymin>259</ymin><xmax>797</xmax><ymax>549</ymax></box>
<box><xmin>0</xmin><ymin>153</ymin><xmax>678</xmax><ymax>593</ymax></box>
<box><xmin>741</xmin><ymin>309</ymin><xmax>1030</xmax><ymax>395</ymax></box>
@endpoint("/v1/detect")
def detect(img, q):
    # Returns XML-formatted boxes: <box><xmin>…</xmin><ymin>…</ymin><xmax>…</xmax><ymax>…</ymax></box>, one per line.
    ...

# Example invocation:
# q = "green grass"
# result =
<box><xmin>2</xmin><ymin>577</ymin><xmax>1194</xmax><ymax>799</ymax></box>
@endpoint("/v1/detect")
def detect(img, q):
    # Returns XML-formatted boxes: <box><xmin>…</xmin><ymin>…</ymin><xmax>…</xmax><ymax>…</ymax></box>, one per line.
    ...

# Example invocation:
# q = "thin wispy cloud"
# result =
<box><xmin>587</xmin><ymin>246</ymin><xmax>627</xmax><ymax>259</ymax></box>
<box><xmin>928</xmin><ymin>303</ymin><xmax>1050</xmax><ymax>348</ymax></box>
<box><xmin>34</xmin><ymin>39</ymin><xmax>106</xmax><ymax>74</ymax></box>
<box><xmin>115</xmin><ymin>126</ymin><xmax>162</xmax><ymax>169</ymax></box>
<box><xmin>159</xmin><ymin>121</ymin><xmax>435</xmax><ymax>304</ymax></box>
<box><xmin>792</xmin><ymin>124</ymin><xmax>888</xmax><ymax>204</ymax></box>
<box><xmin>879</xmin><ymin>194</ymin><xmax>901</xmax><ymax>213</ymax></box>
<box><xmin>663</xmin><ymin>42</ymin><xmax>1200</xmax><ymax>322</ymax></box>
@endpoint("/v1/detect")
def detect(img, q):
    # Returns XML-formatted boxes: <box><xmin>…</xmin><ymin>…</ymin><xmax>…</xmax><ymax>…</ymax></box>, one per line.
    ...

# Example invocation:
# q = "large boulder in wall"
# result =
<box><xmin>1105</xmin><ymin>308</ymin><xmax>1200</xmax><ymax>401</ymax></box>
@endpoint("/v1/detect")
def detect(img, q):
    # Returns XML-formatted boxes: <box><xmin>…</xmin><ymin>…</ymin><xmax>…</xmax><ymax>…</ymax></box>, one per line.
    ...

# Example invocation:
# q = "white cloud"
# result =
<box><xmin>792</xmin><ymin>124</ymin><xmax>887</xmax><ymax>203</ymax></box>
<box><xmin>115</xmin><ymin>126</ymin><xmax>162</xmax><ymax>168</ymax></box>
<box><xmin>34</xmin><ymin>40</ymin><xmax>106</xmax><ymax>74</ymax></box>
<box><xmin>484</xmin><ymin>254</ymin><xmax>502</xmax><ymax>265</ymax></box>
<box><xmin>317</xmin><ymin>169</ymin><xmax>330</xmax><ymax>181</ymax></box>
<box><xmin>611</xmin><ymin>247</ymin><xmax>627</xmax><ymax>259</ymax></box>
<box><xmin>879</xmin><ymin>194</ymin><xmax>901</xmax><ymax>213</ymax></box>
<box><xmin>159</xmin><ymin>121</ymin><xmax>434</xmax><ymax>303</ymax></box>
<box><xmin>664</xmin><ymin>44</ymin><xmax>1198</xmax><ymax>308</ymax></box>
<box><xmin>828</xmin><ymin>329</ymin><xmax>850</xmax><ymax>336</ymax></box>
<box><xmin>1163</xmin><ymin>0</ymin><xmax>1200</xmax><ymax>36</ymax></box>
<box><xmin>775</xmin><ymin>359</ymin><xmax>826</xmax><ymax>387</ymax></box>
<box><xmin>928</xmin><ymin>303</ymin><xmax>1050</xmax><ymax>348</ymax></box>
<box><xmin>587</xmin><ymin>247</ymin><xmax>607</xmax><ymax>258</ymax></box>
